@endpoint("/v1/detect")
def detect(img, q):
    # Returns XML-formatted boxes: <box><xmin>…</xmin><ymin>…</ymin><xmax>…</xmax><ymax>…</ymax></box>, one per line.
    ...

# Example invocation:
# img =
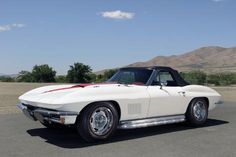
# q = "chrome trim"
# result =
<box><xmin>17</xmin><ymin>103</ymin><xmax>36</xmax><ymax>121</ymax></box>
<box><xmin>215</xmin><ymin>100</ymin><xmax>224</xmax><ymax>105</ymax></box>
<box><xmin>43</xmin><ymin>117</ymin><xmax>61</xmax><ymax>124</ymax></box>
<box><xmin>118</xmin><ymin>115</ymin><xmax>185</xmax><ymax>129</ymax></box>
<box><xmin>89</xmin><ymin>107</ymin><xmax>114</xmax><ymax>136</ymax></box>
<box><xmin>17</xmin><ymin>103</ymin><xmax>78</xmax><ymax>124</ymax></box>
<box><xmin>17</xmin><ymin>103</ymin><xmax>27</xmax><ymax>110</ymax></box>
<box><xmin>193</xmin><ymin>101</ymin><xmax>207</xmax><ymax>121</ymax></box>
<box><xmin>146</xmin><ymin>70</ymin><xmax>157</xmax><ymax>86</ymax></box>
<box><xmin>33</xmin><ymin>108</ymin><xmax>78</xmax><ymax>116</ymax></box>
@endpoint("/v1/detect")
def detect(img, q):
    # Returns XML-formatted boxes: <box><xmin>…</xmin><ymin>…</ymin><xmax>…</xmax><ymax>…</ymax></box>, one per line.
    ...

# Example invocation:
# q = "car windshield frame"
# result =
<box><xmin>107</xmin><ymin>68</ymin><xmax>155</xmax><ymax>85</ymax></box>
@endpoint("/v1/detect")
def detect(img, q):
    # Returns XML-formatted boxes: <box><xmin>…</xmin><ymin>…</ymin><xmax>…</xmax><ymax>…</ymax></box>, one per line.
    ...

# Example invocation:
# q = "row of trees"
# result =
<box><xmin>180</xmin><ymin>71</ymin><xmax>236</xmax><ymax>86</ymax></box>
<box><xmin>0</xmin><ymin>62</ymin><xmax>236</xmax><ymax>86</ymax></box>
<box><xmin>0</xmin><ymin>63</ymin><xmax>117</xmax><ymax>83</ymax></box>
<box><xmin>18</xmin><ymin>65</ymin><xmax>56</xmax><ymax>82</ymax></box>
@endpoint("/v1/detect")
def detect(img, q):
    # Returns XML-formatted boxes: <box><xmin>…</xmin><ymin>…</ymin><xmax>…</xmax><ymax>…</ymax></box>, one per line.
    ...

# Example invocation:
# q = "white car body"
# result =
<box><xmin>17</xmin><ymin>66</ymin><xmax>222</xmax><ymax>130</ymax></box>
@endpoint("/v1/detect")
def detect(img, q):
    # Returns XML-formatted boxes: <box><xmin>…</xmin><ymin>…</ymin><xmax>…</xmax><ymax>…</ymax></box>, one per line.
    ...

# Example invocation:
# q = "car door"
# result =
<box><xmin>147</xmin><ymin>70</ymin><xmax>189</xmax><ymax>117</ymax></box>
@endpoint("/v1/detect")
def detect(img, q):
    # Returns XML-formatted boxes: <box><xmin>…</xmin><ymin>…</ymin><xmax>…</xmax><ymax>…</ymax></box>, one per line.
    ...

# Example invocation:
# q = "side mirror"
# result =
<box><xmin>160</xmin><ymin>81</ymin><xmax>167</xmax><ymax>89</ymax></box>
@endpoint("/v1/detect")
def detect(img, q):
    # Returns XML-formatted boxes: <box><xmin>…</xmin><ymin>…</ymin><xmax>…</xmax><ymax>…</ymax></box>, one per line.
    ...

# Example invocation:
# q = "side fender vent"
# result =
<box><xmin>128</xmin><ymin>103</ymin><xmax>141</xmax><ymax>115</ymax></box>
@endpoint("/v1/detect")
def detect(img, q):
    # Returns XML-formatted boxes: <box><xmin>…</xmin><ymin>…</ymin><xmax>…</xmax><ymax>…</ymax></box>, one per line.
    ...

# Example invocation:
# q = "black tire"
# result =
<box><xmin>77</xmin><ymin>102</ymin><xmax>119</xmax><ymax>142</ymax></box>
<box><xmin>186</xmin><ymin>98</ymin><xmax>208</xmax><ymax>126</ymax></box>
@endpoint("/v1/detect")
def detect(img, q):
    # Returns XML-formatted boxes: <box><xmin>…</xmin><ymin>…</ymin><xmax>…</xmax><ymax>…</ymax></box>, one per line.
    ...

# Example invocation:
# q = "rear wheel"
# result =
<box><xmin>77</xmin><ymin>102</ymin><xmax>119</xmax><ymax>142</ymax></box>
<box><xmin>186</xmin><ymin>98</ymin><xmax>208</xmax><ymax>126</ymax></box>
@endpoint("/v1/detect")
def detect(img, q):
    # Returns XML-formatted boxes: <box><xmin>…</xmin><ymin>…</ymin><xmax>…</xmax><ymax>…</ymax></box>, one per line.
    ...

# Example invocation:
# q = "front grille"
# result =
<box><xmin>22</xmin><ymin>103</ymin><xmax>60</xmax><ymax>119</ymax></box>
<box><xmin>23</xmin><ymin>103</ymin><xmax>58</xmax><ymax>112</ymax></box>
<box><xmin>23</xmin><ymin>104</ymin><xmax>37</xmax><ymax>111</ymax></box>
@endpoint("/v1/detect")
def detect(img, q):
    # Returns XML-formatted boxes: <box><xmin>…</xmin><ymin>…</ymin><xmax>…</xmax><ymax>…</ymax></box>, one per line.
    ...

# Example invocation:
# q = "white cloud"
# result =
<box><xmin>101</xmin><ymin>10</ymin><xmax>135</xmax><ymax>20</ymax></box>
<box><xmin>0</xmin><ymin>25</ymin><xmax>11</xmax><ymax>32</ymax></box>
<box><xmin>0</xmin><ymin>23</ymin><xmax>26</xmax><ymax>32</ymax></box>
<box><xmin>12</xmin><ymin>23</ymin><xmax>26</xmax><ymax>28</ymax></box>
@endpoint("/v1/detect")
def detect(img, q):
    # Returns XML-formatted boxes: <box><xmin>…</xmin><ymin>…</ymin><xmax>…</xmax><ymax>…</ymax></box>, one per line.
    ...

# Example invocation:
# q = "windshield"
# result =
<box><xmin>107</xmin><ymin>68</ymin><xmax>153</xmax><ymax>85</ymax></box>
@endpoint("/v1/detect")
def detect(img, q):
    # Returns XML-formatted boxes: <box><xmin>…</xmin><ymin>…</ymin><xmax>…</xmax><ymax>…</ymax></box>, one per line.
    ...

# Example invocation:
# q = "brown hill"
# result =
<box><xmin>127</xmin><ymin>46</ymin><xmax>236</xmax><ymax>73</ymax></box>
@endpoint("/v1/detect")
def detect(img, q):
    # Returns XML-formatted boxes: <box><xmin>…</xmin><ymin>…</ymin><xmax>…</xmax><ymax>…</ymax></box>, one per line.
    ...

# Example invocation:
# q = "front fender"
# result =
<box><xmin>183</xmin><ymin>85</ymin><xmax>222</xmax><ymax>110</ymax></box>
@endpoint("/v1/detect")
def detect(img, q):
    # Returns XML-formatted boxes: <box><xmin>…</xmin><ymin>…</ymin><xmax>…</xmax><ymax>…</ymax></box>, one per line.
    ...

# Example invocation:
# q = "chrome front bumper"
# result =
<box><xmin>215</xmin><ymin>100</ymin><xmax>224</xmax><ymax>106</ymax></box>
<box><xmin>17</xmin><ymin>103</ymin><xmax>78</xmax><ymax>125</ymax></box>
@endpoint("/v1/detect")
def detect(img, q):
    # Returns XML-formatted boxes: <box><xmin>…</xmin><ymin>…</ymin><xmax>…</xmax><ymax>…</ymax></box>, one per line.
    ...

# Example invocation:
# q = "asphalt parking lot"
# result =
<box><xmin>0</xmin><ymin>101</ymin><xmax>235</xmax><ymax>157</ymax></box>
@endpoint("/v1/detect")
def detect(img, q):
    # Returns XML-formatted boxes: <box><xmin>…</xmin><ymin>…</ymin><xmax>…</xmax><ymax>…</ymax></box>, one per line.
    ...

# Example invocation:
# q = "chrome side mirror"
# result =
<box><xmin>160</xmin><ymin>81</ymin><xmax>167</xmax><ymax>89</ymax></box>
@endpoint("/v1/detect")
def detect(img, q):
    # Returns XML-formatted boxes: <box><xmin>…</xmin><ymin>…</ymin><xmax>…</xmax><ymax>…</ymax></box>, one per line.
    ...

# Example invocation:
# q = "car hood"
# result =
<box><xmin>19</xmin><ymin>83</ymin><xmax>147</xmax><ymax>108</ymax></box>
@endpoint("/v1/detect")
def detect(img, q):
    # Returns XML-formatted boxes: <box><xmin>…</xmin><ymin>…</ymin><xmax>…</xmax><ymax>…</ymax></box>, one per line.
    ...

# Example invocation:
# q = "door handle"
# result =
<box><xmin>178</xmin><ymin>91</ymin><xmax>186</xmax><ymax>96</ymax></box>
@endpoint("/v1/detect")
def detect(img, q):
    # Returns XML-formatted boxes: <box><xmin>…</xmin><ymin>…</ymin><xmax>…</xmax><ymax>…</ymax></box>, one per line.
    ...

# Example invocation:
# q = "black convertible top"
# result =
<box><xmin>120</xmin><ymin>66</ymin><xmax>189</xmax><ymax>86</ymax></box>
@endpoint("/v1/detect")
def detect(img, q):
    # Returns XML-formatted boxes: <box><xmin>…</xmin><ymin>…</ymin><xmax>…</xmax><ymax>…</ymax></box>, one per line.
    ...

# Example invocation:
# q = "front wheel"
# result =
<box><xmin>77</xmin><ymin>102</ymin><xmax>119</xmax><ymax>142</ymax></box>
<box><xmin>186</xmin><ymin>98</ymin><xmax>208</xmax><ymax>126</ymax></box>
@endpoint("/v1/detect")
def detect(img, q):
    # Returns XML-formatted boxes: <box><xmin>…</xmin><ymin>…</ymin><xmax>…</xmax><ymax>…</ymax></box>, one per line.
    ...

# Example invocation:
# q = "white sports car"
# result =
<box><xmin>17</xmin><ymin>66</ymin><xmax>222</xmax><ymax>142</ymax></box>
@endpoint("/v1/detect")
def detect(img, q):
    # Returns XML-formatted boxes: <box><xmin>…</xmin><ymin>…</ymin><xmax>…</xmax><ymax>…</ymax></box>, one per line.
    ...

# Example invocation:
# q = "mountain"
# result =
<box><xmin>127</xmin><ymin>46</ymin><xmax>236</xmax><ymax>73</ymax></box>
<box><xmin>0</xmin><ymin>73</ymin><xmax>18</xmax><ymax>78</ymax></box>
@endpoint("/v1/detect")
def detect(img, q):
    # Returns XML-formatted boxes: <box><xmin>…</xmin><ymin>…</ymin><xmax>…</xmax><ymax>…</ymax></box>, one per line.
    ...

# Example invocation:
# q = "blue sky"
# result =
<box><xmin>0</xmin><ymin>0</ymin><xmax>236</xmax><ymax>74</ymax></box>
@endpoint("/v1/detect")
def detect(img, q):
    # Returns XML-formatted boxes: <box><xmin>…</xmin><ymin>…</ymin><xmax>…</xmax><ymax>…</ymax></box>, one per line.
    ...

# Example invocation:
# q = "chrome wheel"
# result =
<box><xmin>193</xmin><ymin>101</ymin><xmax>207</xmax><ymax>121</ymax></box>
<box><xmin>89</xmin><ymin>107</ymin><xmax>114</xmax><ymax>136</ymax></box>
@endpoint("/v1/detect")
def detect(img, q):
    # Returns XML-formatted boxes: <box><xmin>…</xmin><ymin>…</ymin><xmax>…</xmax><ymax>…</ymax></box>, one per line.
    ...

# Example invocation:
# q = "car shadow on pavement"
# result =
<box><xmin>27</xmin><ymin>118</ymin><xmax>228</xmax><ymax>149</ymax></box>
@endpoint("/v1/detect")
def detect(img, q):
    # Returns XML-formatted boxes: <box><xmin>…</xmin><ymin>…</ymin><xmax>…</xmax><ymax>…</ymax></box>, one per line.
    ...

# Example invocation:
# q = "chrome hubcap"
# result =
<box><xmin>193</xmin><ymin>101</ymin><xmax>206</xmax><ymax>121</ymax></box>
<box><xmin>89</xmin><ymin>107</ymin><xmax>113</xmax><ymax>136</ymax></box>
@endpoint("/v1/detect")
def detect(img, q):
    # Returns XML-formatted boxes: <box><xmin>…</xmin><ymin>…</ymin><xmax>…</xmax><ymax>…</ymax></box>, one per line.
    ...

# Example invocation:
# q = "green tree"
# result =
<box><xmin>95</xmin><ymin>74</ymin><xmax>104</xmax><ymax>83</ymax></box>
<box><xmin>207</xmin><ymin>73</ymin><xmax>220</xmax><ymax>86</ymax></box>
<box><xmin>95</xmin><ymin>69</ymin><xmax>118</xmax><ymax>83</ymax></box>
<box><xmin>89</xmin><ymin>73</ymin><xmax>97</xmax><ymax>83</ymax></box>
<box><xmin>0</xmin><ymin>76</ymin><xmax>14</xmax><ymax>82</ymax></box>
<box><xmin>17</xmin><ymin>71</ymin><xmax>33</xmax><ymax>82</ymax></box>
<box><xmin>233</xmin><ymin>73</ymin><xmax>236</xmax><ymax>84</ymax></box>
<box><xmin>219</xmin><ymin>73</ymin><xmax>235</xmax><ymax>85</ymax></box>
<box><xmin>180</xmin><ymin>71</ymin><xmax>206</xmax><ymax>85</ymax></box>
<box><xmin>31</xmin><ymin>64</ymin><xmax>56</xmax><ymax>82</ymax></box>
<box><xmin>66</xmin><ymin>62</ymin><xmax>92</xmax><ymax>83</ymax></box>
<box><xmin>55</xmin><ymin>75</ymin><xmax>67</xmax><ymax>83</ymax></box>
<box><xmin>208</xmin><ymin>72</ymin><xmax>236</xmax><ymax>86</ymax></box>
<box><xmin>103</xmin><ymin>69</ymin><xmax>118</xmax><ymax>80</ymax></box>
